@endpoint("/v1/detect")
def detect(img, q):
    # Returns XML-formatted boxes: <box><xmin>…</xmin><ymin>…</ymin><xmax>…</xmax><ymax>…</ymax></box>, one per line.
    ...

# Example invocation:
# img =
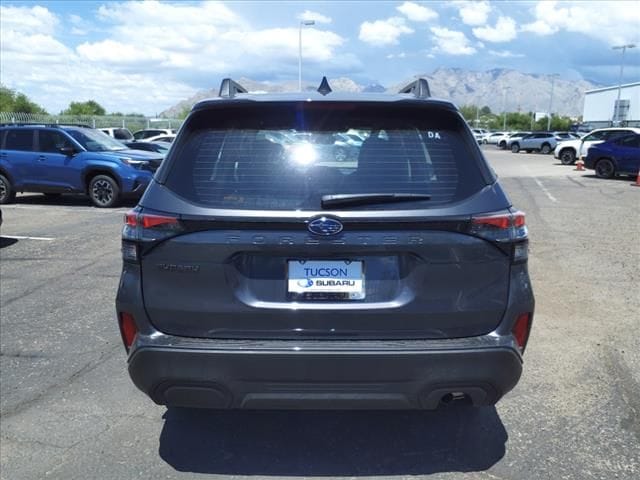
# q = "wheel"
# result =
<box><xmin>88</xmin><ymin>174</ymin><xmax>120</xmax><ymax>208</ymax></box>
<box><xmin>560</xmin><ymin>149</ymin><xmax>576</xmax><ymax>165</ymax></box>
<box><xmin>540</xmin><ymin>143</ymin><xmax>551</xmax><ymax>154</ymax></box>
<box><xmin>0</xmin><ymin>174</ymin><xmax>16</xmax><ymax>204</ymax></box>
<box><xmin>595</xmin><ymin>158</ymin><xmax>615</xmax><ymax>179</ymax></box>
<box><xmin>498</xmin><ymin>141</ymin><xmax>506</xmax><ymax>149</ymax></box>
<box><xmin>511</xmin><ymin>143</ymin><xmax>520</xmax><ymax>153</ymax></box>
<box><xmin>482</xmin><ymin>139</ymin><xmax>488</xmax><ymax>145</ymax></box>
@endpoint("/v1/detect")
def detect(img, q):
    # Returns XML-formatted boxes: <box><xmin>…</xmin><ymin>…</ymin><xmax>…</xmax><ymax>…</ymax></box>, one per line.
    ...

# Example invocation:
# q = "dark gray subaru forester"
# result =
<box><xmin>116</xmin><ymin>77</ymin><xmax>534</xmax><ymax>410</ymax></box>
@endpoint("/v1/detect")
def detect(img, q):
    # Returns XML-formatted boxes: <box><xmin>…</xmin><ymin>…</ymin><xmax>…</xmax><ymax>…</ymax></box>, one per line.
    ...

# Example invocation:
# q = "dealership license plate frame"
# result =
<box><xmin>287</xmin><ymin>259</ymin><xmax>365</xmax><ymax>300</ymax></box>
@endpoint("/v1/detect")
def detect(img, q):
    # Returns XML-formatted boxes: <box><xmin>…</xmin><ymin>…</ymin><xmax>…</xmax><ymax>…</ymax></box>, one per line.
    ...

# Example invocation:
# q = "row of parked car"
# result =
<box><xmin>0</xmin><ymin>124</ymin><xmax>176</xmax><ymax>207</ymax></box>
<box><xmin>553</xmin><ymin>127</ymin><xmax>640</xmax><ymax>179</ymax></box>
<box><xmin>471</xmin><ymin>127</ymin><xmax>640</xmax><ymax>179</ymax></box>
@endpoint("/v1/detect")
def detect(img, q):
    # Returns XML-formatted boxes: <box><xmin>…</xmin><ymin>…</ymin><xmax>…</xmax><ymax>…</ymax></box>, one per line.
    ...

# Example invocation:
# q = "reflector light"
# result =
<box><xmin>512</xmin><ymin>313</ymin><xmax>531</xmax><ymax>352</ymax></box>
<box><xmin>119</xmin><ymin>312</ymin><xmax>138</xmax><ymax>351</ymax></box>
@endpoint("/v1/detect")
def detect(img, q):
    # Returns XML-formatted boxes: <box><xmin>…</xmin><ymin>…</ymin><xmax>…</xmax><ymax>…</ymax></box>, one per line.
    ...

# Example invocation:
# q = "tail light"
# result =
<box><xmin>122</xmin><ymin>209</ymin><xmax>183</xmax><ymax>262</ymax></box>
<box><xmin>471</xmin><ymin>210</ymin><xmax>528</xmax><ymax>263</ymax></box>
<box><xmin>512</xmin><ymin>313</ymin><xmax>532</xmax><ymax>353</ymax></box>
<box><xmin>118</xmin><ymin>312</ymin><xmax>138</xmax><ymax>352</ymax></box>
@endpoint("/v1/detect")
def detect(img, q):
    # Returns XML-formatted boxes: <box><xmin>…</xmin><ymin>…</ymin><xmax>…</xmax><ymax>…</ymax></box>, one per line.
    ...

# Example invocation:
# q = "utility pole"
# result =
<box><xmin>547</xmin><ymin>75</ymin><xmax>557</xmax><ymax>131</ymax></box>
<box><xmin>612</xmin><ymin>44</ymin><xmax>636</xmax><ymax>124</ymax></box>
<box><xmin>298</xmin><ymin>20</ymin><xmax>315</xmax><ymax>92</ymax></box>
<box><xmin>502</xmin><ymin>89</ymin><xmax>507</xmax><ymax>131</ymax></box>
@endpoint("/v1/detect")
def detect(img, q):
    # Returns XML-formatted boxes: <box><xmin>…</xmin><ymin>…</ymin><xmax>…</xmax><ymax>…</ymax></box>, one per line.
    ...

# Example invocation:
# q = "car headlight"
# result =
<box><xmin>120</xmin><ymin>157</ymin><xmax>147</xmax><ymax>166</ymax></box>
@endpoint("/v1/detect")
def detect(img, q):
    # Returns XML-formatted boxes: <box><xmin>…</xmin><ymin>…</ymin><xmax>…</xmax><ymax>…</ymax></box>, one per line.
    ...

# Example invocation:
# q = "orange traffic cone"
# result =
<box><xmin>575</xmin><ymin>158</ymin><xmax>585</xmax><ymax>171</ymax></box>
<box><xmin>632</xmin><ymin>169</ymin><xmax>640</xmax><ymax>187</ymax></box>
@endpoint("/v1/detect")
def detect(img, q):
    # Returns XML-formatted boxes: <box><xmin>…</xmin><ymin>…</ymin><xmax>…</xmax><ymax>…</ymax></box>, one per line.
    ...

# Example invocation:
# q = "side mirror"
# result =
<box><xmin>59</xmin><ymin>146</ymin><xmax>76</xmax><ymax>156</ymax></box>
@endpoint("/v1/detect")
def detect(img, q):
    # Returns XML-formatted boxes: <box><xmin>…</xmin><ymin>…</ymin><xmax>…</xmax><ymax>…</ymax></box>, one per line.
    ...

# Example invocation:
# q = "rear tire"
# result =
<box><xmin>595</xmin><ymin>158</ymin><xmax>615</xmax><ymax>179</ymax></box>
<box><xmin>560</xmin><ymin>149</ymin><xmax>576</xmax><ymax>165</ymax></box>
<box><xmin>498</xmin><ymin>141</ymin><xmax>506</xmax><ymax>149</ymax></box>
<box><xmin>88</xmin><ymin>174</ymin><xmax>120</xmax><ymax>208</ymax></box>
<box><xmin>0</xmin><ymin>174</ymin><xmax>16</xmax><ymax>204</ymax></box>
<box><xmin>511</xmin><ymin>143</ymin><xmax>520</xmax><ymax>153</ymax></box>
<box><xmin>541</xmin><ymin>143</ymin><xmax>551</xmax><ymax>154</ymax></box>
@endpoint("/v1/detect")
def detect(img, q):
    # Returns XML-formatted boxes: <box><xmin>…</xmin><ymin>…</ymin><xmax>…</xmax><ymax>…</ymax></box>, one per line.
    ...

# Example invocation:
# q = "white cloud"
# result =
<box><xmin>430</xmin><ymin>27</ymin><xmax>476</xmax><ymax>55</ymax></box>
<box><xmin>521</xmin><ymin>1</ymin><xmax>640</xmax><ymax>45</ymax></box>
<box><xmin>472</xmin><ymin>16</ymin><xmax>517</xmax><ymax>43</ymax></box>
<box><xmin>298</xmin><ymin>10</ymin><xmax>332</xmax><ymax>24</ymax></box>
<box><xmin>0</xmin><ymin>1</ymin><xmax>351</xmax><ymax>115</ymax></box>
<box><xmin>454</xmin><ymin>1</ymin><xmax>492</xmax><ymax>26</ymax></box>
<box><xmin>0</xmin><ymin>4</ymin><xmax>59</xmax><ymax>35</ymax></box>
<box><xmin>489</xmin><ymin>49</ymin><xmax>525</xmax><ymax>58</ymax></box>
<box><xmin>396</xmin><ymin>2</ymin><xmax>438</xmax><ymax>22</ymax></box>
<box><xmin>359</xmin><ymin>17</ymin><xmax>414</xmax><ymax>46</ymax></box>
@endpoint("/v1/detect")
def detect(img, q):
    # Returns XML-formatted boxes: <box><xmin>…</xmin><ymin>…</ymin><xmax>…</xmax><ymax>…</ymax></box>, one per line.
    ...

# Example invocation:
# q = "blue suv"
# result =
<box><xmin>0</xmin><ymin>124</ymin><xmax>163</xmax><ymax>207</ymax></box>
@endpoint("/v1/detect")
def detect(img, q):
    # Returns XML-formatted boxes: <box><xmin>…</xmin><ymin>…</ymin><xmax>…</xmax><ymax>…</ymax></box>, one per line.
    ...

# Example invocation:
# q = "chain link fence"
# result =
<box><xmin>0</xmin><ymin>112</ymin><xmax>184</xmax><ymax>133</ymax></box>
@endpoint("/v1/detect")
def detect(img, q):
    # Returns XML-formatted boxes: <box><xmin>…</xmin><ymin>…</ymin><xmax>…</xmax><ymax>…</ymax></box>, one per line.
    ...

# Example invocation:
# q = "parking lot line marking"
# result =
<box><xmin>1</xmin><ymin>235</ymin><xmax>55</xmax><ymax>241</ymax></box>
<box><xmin>533</xmin><ymin>177</ymin><xmax>558</xmax><ymax>203</ymax></box>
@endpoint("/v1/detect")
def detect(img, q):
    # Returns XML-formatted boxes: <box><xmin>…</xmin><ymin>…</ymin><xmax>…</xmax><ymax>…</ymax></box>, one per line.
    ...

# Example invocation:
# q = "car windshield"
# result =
<box><xmin>164</xmin><ymin>102</ymin><xmax>488</xmax><ymax>210</ymax></box>
<box><xmin>67</xmin><ymin>128</ymin><xmax>127</xmax><ymax>152</ymax></box>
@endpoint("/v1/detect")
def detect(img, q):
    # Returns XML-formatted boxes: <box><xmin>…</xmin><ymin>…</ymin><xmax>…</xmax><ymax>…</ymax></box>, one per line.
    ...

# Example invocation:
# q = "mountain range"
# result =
<box><xmin>161</xmin><ymin>68</ymin><xmax>600</xmax><ymax>118</ymax></box>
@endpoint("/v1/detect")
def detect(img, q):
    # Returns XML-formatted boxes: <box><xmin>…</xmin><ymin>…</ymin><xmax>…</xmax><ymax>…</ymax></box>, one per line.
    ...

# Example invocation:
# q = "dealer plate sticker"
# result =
<box><xmin>288</xmin><ymin>260</ymin><xmax>364</xmax><ymax>297</ymax></box>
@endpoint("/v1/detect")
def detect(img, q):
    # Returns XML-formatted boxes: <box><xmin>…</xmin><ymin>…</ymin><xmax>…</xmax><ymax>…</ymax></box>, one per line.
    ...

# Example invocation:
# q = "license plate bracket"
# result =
<box><xmin>287</xmin><ymin>260</ymin><xmax>365</xmax><ymax>300</ymax></box>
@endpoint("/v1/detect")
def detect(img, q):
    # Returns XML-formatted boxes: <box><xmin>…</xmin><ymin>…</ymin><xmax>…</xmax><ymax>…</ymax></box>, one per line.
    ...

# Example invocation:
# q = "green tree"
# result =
<box><xmin>0</xmin><ymin>85</ymin><xmax>47</xmax><ymax>114</ymax></box>
<box><xmin>480</xmin><ymin>106</ymin><xmax>492</xmax><ymax>115</ymax></box>
<box><xmin>62</xmin><ymin>100</ymin><xmax>106</xmax><ymax>116</ymax></box>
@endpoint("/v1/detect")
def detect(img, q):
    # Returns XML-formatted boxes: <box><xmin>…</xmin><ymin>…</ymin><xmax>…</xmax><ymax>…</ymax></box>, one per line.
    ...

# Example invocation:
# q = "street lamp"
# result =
<box><xmin>298</xmin><ymin>19</ymin><xmax>315</xmax><ymax>92</ymax></box>
<box><xmin>547</xmin><ymin>74</ymin><xmax>558</xmax><ymax>131</ymax></box>
<box><xmin>612</xmin><ymin>44</ymin><xmax>636</xmax><ymax>123</ymax></box>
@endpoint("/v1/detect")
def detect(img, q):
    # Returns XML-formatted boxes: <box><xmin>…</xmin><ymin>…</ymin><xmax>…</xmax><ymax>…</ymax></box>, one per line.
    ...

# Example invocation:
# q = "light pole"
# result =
<box><xmin>612</xmin><ymin>44</ymin><xmax>636</xmax><ymax>123</ymax></box>
<box><xmin>547</xmin><ymin>74</ymin><xmax>558</xmax><ymax>131</ymax></box>
<box><xmin>502</xmin><ymin>89</ymin><xmax>508</xmax><ymax>130</ymax></box>
<box><xmin>298</xmin><ymin>20</ymin><xmax>315</xmax><ymax>92</ymax></box>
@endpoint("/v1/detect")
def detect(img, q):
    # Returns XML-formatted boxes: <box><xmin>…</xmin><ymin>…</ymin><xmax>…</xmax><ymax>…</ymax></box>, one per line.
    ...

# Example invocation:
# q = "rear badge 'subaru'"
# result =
<box><xmin>307</xmin><ymin>217</ymin><xmax>343</xmax><ymax>236</ymax></box>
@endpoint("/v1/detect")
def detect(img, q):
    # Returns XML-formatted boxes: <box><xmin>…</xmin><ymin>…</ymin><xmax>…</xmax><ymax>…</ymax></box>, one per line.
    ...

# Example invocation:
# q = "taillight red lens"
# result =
<box><xmin>118</xmin><ymin>312</ymin><xmax>138</xmax><ymax>351</ymax></box>
<box><xmin>512</xmin><ymin>313</ymin><xmax>532</xmax><ymax>352</ymax></box>
<box><xmin>472</xmin><ymin>211</ymin><xmax>526</xmax><ymax>229</ymax></box>
<box><xmin>140</xmin><ymin>214</ymin><xmax>179</xmax><ymax>229</ymax></box>
<box><xmin>124</xmin><ymin>211</ymin><xmax>138</xmax><ymax>226</ymax></box>
<box><xmin>472</xmin><ymin>214</ymin><xmax>511</xmax><ymax>229</ymax></box>
<box><xmin>124</xmin><ymin>211</ymin><xmax>179</xmax><ymax>229</ymax></box>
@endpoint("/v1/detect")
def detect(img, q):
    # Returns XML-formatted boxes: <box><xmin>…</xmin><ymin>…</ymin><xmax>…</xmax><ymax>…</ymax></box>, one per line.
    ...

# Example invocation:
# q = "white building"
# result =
<box><xmin>583</xmin><ymin>82</ymin><xmax>640</xmax><ymax>127</ymax></box>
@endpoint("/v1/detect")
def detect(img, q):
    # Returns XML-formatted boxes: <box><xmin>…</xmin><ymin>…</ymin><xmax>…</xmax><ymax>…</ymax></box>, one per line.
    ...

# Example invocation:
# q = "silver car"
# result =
<box><xmin>510</xmin><ymin>132</ymin><xmax>557</xmax><ymax>154</ymax></box>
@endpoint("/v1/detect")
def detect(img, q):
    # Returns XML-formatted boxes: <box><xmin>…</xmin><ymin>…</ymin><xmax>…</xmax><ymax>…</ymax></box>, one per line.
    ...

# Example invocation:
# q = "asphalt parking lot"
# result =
<box><xmin>1</xmin><ymin>147</ymin><xmax>639</xmax><ymax>480</ymax></box>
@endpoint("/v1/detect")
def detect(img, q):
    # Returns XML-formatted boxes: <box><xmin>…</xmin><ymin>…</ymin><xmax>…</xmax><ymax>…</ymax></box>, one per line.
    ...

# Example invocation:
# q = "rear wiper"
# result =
<box><xmin>321</xmin><ymin>193</ymin><xmax>431</xmax><ymax>209</ymax></box>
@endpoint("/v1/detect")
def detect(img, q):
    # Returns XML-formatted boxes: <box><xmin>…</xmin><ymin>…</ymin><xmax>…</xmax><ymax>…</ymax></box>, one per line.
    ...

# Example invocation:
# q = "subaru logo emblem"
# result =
<box><xmin>307</xmin><ymin>216</ymin><xmax>343</xmax><ymax>236</ymax></box>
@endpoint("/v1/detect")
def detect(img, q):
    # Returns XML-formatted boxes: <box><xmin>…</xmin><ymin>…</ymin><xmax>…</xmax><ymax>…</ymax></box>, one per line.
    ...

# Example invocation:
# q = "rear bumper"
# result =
<box><xmin>127</xmin><ymin>334</ymin><xmax>523</xmax><ymax>410</ymax></box>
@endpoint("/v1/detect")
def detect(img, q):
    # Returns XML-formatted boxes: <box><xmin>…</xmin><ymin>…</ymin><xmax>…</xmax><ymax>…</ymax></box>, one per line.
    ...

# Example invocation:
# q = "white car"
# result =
<box><xmin>132</xmin><ymin>128</ymin><xmax>176</xmax><ymax>141</ymax></box>
<box><xmin>482</xmin><ymin>132</ymin><xmax>508</xmax><ymax>145</ymax></box>
<box><xmin>553</xmin><ymin>127</ymin><xmax>640</xmax><ymax>165</ymax></box>
<box><xmin>471</xmin><ymin>128</ymin><xmax>488</xmax><ymax>143</ymax></box>
<box><xmin>100</xmin><ymin>127</ymin><xmax>134</xmax><ymax>141</ymax></box>
<box><xmin>143</xmin><ymin>133</ymin><xmax>176</xmax><ymax>143</ymax></box>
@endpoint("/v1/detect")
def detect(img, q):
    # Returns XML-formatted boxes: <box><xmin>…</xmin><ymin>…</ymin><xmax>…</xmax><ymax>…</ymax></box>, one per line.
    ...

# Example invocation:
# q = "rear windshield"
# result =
<box><xmin>163</xmin><ymin>102</ymin><xmax>488</xmax><ymax>210</ymax></box>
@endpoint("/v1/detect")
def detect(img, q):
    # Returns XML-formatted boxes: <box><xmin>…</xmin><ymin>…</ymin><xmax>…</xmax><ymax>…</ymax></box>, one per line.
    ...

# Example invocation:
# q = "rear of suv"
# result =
<box><xmin>0</xmin><ymin>124</ymin><xmax>163</xmax><ymax>207</ymax></box>
<box><xmin>116</xmin><ymin>78</ymin><xmax>534</xmax><ymax>410</ymax></box>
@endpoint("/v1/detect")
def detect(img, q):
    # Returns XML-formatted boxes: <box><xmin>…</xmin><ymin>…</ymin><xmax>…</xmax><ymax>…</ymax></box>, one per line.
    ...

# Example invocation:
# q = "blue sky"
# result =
<box><xmin>1</xmin><ymin>0</ymin><xmax>639</xmax><ymax>115</ymax></box>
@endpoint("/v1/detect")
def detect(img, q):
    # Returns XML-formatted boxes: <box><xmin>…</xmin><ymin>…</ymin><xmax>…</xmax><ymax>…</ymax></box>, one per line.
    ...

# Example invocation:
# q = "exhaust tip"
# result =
<box><xmin>440</xmin><ymin>391</ymin><xmax>472</xmax><ymax>406</ymax></box>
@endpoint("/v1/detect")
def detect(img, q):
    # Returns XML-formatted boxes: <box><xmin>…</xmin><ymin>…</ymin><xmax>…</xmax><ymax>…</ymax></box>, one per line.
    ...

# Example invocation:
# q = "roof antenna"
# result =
<box><xmin>317</xmin><ymin>76</ymin><xmax>332</xmax><ymax>96</ymax></box>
